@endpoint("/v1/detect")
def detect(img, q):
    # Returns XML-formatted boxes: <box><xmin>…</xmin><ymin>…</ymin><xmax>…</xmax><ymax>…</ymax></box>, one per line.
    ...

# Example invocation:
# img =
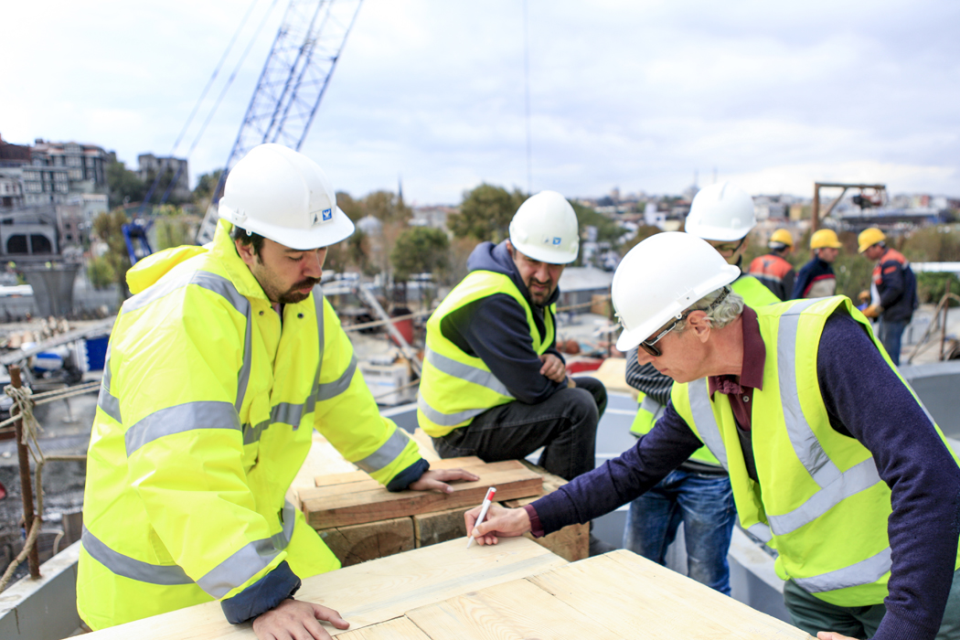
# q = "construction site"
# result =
<box><xmin>2</xmin><ymin>1</ymin><xmax>960</xmax><ymax>639</ymax></box>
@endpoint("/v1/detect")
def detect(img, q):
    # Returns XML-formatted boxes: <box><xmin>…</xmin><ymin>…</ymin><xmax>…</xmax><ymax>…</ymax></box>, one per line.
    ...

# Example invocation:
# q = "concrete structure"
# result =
<box><xmin>557</xmin><ymin>266</ymin><xmax>613</xmax><ymax>315</ymax></box>
<box><xmin>410</xmin><ymin>205</ymin><xmax>455</xmax><ymax>231</ymax></box>
<box><xmin>137</xmin><ymin>153</ymin><xmax>190</xmax><ymax>202</ymax></box>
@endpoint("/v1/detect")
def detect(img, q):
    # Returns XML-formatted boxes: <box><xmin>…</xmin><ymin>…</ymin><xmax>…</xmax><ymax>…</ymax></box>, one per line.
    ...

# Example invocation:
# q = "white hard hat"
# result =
<box><xmin>218</xmin><ymin>143</ymin><xmax>355</xmax><ymax>250</ymax></box>
<box><xmin>685</xmin><ymin>181</ymin><xmax>756</xmax><ymax>242</ymax></box>
<box><xmin>508</xmin><ymin>190</ymin><xmax>579</xmax><ymax>264</ymax></box>
<box><xmin>612</xmin><ymin>232</ymin><xmax>741</xmax><ymax>351</ymax></box>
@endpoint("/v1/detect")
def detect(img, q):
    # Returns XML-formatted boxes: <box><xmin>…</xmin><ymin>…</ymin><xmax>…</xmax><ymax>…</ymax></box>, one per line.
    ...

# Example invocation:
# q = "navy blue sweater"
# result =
<box><xmin>439</xmin><ymin>241</ymin><xmax>564</xmax><ymax>404</ymax></box>
<box><xmin>792</xmin><ymin>256</ymin><xmax>836</xmax><ymax>299</ymax></box>
<box><xmin>531</xmin><ymin>310</ymin><xmax>960</xmax><ymax>640</ymax></box>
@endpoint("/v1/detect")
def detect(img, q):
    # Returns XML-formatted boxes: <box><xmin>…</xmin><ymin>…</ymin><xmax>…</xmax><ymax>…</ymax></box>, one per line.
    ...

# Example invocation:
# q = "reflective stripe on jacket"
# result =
<box><xmin>78</xmin><ymin>220</ymin><xmax>422</xmax><ymax>630</ymax></box>
<box><xmin>670</xmin><ymin>296</ymin><xmax>960</xmax><ymax>607</ymax></box>
<box><xmin>418</xmin><ymin>270</ymin><xmax>555</xmax><ymax>436</ymax></box>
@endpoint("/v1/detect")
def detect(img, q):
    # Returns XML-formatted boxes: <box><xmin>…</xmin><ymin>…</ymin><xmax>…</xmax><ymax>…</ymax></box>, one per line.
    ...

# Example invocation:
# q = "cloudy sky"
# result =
<box><xmin>2</xmin><ymin>0</ymin><xmax>958</xmax><ymax>204</ymax></box>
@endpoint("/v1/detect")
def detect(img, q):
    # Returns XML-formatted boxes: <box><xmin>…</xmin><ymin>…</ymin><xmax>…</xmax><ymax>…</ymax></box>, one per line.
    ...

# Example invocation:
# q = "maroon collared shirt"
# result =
<box><xmin>706</xmin><ymin>306</ymin><xmax>765</xmax><ymax>431</ymax></box>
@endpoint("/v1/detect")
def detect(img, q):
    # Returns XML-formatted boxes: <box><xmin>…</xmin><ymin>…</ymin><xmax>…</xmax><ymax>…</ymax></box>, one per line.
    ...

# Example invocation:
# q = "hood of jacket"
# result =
<box><xmin>466</xmin><ymin>240</ymin><xmax>561</xmax><ymax>308</ymax></box>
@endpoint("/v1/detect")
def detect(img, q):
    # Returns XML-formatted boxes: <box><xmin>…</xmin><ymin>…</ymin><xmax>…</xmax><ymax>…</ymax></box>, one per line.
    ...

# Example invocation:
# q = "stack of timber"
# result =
<box><xmin>291</xmin><ymin>430</ymin><xmax>588</xmax><ymax>566</ymax></box>
<box><xmin>76</xmin><ymin>537</ymin><xmax>816</xmax><ymax>639</ymax></box>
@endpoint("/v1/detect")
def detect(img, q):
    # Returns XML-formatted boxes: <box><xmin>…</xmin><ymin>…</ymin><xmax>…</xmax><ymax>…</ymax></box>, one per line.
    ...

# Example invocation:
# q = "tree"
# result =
<box><xmin>363</xmin><ymin>190</ymin><xmax>412</xmax><ymax>225</ymax></box>
<box><xmin>106</xmin><ymin>161</ymin><xmax>145</xmax><ymax>209</ymax></box>
<box><xmin>153</xmin><ymin>205</ymin><xmax>193</xmax><ymax>250</ymax></box>
<box><xmin>193</xmin><ymin>169</ymin><xmax>224</xmax><ymax>207</ymax></box>
<box><xmin>92</xmin><ymin>209</ymin><xmax>133</xmax><ymax>303</ymax></box>
<box><xmin>450</xmin><ymin>183</ymin><xmax>526</xmax><ymax>243</ymax></box>
<box><xmin>336</xmin><ymin>191</ymin><xmax>364</xmax><ymax>221</ymax></box>
<box><xmin>390</xmin><ymin>227</ymin><xmax>450</xmax><ymax>281</ymax></box>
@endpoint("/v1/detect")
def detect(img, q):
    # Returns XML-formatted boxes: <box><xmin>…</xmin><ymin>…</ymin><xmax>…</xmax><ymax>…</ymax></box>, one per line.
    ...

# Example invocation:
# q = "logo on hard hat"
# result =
<box><xmin>551</xmin><ymin>237</ymin><xmax>561</xmax><ymax>245</ymax></box>
<box><xmin>322</xmin><ymin>208</ymin><xmax>332</xmax><ymax>222</ymax></box>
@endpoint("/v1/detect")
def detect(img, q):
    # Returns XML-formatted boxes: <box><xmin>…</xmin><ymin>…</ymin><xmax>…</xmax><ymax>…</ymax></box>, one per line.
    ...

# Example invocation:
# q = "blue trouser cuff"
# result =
<box><xmin>386</xmin><ymin>458</ymin><xmax>430</xmax><ymax>492</ymax></box>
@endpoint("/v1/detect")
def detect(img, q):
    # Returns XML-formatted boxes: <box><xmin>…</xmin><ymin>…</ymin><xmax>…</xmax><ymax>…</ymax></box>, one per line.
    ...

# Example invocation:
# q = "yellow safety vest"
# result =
<box><xmin>671</xmin><ymin>296</ymin><xmax>960</xmax><ymax>606</ymax></box>
<box><xmin>418</xmin><ymin>270</ymin><xmax>555</xmax><ymax>437</ymax></box>
<box><xmin>629</xmin><ymin>274</ymin><xmax>780</xmax><ymax>467</ymax></box>
<box><xmin>78</xmin><ymin>220</ymin><xmax>422</xmax><ymax>630</ymax></box>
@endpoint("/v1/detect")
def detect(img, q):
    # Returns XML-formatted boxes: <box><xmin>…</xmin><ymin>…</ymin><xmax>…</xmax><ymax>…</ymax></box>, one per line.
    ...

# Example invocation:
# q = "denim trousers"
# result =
<box><xmin>623</xmin><ymin>468</ymin><xmax>736</xmax><ymax>595</ymax></box>
<box><xmin>784</xmin><ymin>566</ymin><xmax>960</xmax><ymax>639</ymax></box>
<box><xmin>432</xmin><ymin>376</ymin><xmax>606</xmax><ymax>482</ymax></box>
<box><xmin>877</xmin><ymin>318</ymin><xmax>907</xmax><ymax>365</ymax></box>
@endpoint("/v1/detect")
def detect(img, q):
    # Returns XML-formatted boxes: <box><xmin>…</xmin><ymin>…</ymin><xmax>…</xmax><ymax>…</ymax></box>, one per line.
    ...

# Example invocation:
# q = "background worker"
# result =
<box><xmin>858</xmin><ymin>227</ymin><xmax>919</xmax><ymax>365</ymax></box>
<box><xmin>747</xmin><ymin>228</ymin><xmax>796</xmax><ymax>300</ymax></box>
<box><xmin>79</xmin><ymin>144</ymin><xmax>476</xmax><ymax>638</ymax></box>
<box><xmin>417</xmin><ymin>190</ymin><xmax>610</xmax><ymax>555</ymax></box>
<box><xmin>467</xmin><ymin>232</ymin><xmax>960</xmax><ymax>640</ymax></box>
<box><xmin>792</xmin><ymin>229</ymin><xmax>842</xmax><ymax>299</ymax></box>
<box><xmin>621</xmin><ymin>181</ymin><xmax>779</xmax><ymax>594</ymax></box>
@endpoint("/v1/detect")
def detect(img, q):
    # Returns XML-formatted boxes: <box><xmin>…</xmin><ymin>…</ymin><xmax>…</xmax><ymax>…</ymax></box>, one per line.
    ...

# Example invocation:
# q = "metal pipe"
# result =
<box><xmin>10</xmin><ymin>364</ymin><xmax>40</xmax><ymax>578</ymax></box>
<box><xmin>942</xmin><ymin>280</ymin><xmax>951</xmax><ymax>361</ymax></box>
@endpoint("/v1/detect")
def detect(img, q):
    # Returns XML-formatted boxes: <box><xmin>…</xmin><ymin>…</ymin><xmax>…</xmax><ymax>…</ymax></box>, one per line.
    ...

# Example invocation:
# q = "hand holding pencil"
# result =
<box><xmin>464</xmin><ymin>494</ymin><xmax>533</xmax><ymax>547</ymax></box>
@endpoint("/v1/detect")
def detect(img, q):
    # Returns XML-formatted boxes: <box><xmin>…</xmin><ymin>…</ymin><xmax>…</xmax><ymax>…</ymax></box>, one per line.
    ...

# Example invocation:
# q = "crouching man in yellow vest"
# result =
<box><xmin>467</xmin><ymin>232</ymin><xmax>960</xmax><ymax>640</ymax></box>
<box><xmin>78</xmin><ymin>144</ymin><xmax>476</xmax><ymax>637</ymax></box>
<box><xmin>418</xmin><ymin>191</ymin><xmax>610</xmax><ymax>555</ymax></box>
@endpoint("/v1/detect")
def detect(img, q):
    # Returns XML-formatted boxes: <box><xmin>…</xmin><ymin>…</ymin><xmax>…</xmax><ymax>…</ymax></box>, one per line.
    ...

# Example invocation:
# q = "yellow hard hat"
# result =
<box><xmin>857</xmin><ymin>227</ymin><xmax>886</xmax><ymax>253</ymax></box>
<box><xmin>810</xmin><ymin>229</ymin><xmax>842</xmax><ymax>250</ymax></box>
<box><xmin>769</xmin><ymin>229</ymin><xmax>794</xmax><ymax>247</ymax></box>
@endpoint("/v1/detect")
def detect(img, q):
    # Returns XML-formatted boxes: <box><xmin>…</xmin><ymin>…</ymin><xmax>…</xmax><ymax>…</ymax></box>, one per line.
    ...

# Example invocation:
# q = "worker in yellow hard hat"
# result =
<box><xmin>747</xmin><ymin>228</ymin><xmax>796</xmax><ymax>300</ymax></box>
<box><xmin>857</xmin><ymin>227</ymin><xmax>918</xmax><ymax>365</ymax></box>
<box><xmin>792</xmin><ymin>228</ymin><xmax>842</xmax><ymax>299</ymax></box>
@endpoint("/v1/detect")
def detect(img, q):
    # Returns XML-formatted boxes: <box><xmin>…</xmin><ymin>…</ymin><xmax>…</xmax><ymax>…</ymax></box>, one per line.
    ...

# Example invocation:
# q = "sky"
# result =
<box><xmin>2</xmin><ymin>0</ymin><xmax>959</xmax><ymax>205</ymax></box>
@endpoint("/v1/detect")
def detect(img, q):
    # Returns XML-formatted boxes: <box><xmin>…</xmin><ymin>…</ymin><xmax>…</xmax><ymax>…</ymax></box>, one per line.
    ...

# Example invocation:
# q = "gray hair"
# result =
<box><xmin>676</xmin><ymin>286</ymin><xmax>744</xmax><ymax>333</ymax></box>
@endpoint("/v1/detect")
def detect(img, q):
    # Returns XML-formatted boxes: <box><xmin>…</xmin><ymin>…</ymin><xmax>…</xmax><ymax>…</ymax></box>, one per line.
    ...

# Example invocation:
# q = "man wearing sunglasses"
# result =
<box><xmin>622</xmin><ymin>182</ymin><xmax>779</xmax><ymax>596</ymax></box>
<box><xmin>418</xmin><ymin>190</ymin><xmax>610</xmax><ymax>554</ymax></box>
<box><xmin>468</xmin><ymin>232</ymin><xmax>960</xmax><ymax>640</ymax></box>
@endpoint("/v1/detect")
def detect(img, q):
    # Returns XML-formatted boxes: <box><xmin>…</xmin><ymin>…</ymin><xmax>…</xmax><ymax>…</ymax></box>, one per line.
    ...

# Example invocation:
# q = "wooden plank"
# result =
<box><xmin>81</xmin><ymin>537</ymin><xmax>565</xmax><ymax>640</ymax></box>
<box><xmin>312</xmin><ymin>457</ymin><xmax>486</xmax><ymax>489</ymax></box>
<box><xmin>405</xmin><ymin>578</ymin><xmax>619</xmax><ymax>640</ymax></box>
<box><xmin>529</xmin><ymin>550</ymin><xmax>815</xmax><ymax>639</ymax></box>
<box><xmin>504</xmin><ymin>461</ymin><xmax>589</xmax><ymax>562</ymax></box>
<box><xmin>413</xmin><ymin>507</ymin><xmax>468</xmax><ymax>548</ymax></box>
<box><xmin>302</xmin><ymin>461</ymin><xmax>542</xmax><ymax>529</ymax></box>
<box><xmin>317</xmin><ymin>517</ymin><xmax>415</xmax><ymax>567</ymax></box>
<box><xmin>337</xmin><ymin>617</ymin><xmax>432</xmax><ymax>640</ymax></box>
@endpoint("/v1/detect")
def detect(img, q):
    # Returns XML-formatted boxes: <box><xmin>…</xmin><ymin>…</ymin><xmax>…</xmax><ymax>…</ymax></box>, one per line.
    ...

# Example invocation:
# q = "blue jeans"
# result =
<box><xmin>878</xmin><ymin>318</ymin><xmax>907</xmax><ymax>365</ymax></box>
<box><xmin>623</xmin><ymin>469</ymin><xmax>736</xmax><ymax>595</ymax></box>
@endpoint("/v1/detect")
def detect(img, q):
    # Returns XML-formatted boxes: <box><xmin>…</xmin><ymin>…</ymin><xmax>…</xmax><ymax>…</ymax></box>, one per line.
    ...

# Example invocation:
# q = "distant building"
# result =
<box><xmin>138</xmin><ymin>154</ymin><xmax>190</xmax><ymax>202</ymax></box>
<box><xmin>557</xmin><ymin>266</ymin><xmax>614</xmax><ymax>316</ymax></box>
<box><xmin>0</xmin><ymin>133</ymin><xmax>31</xmax><ymax>167</ymax></box>
<box><xmin>20</xmin><ymin>139</ymin><xmax>112</xmax><ymax>206</ymax></box>
<box><xmin>410</xmin><ymin>205</ymin><xmax>456</xmax><ymax>231</ymax></box>
<box><xmin>0</xmin><ymin>167</ymin><xmax>23</xmax><ymax>209</ymax></box>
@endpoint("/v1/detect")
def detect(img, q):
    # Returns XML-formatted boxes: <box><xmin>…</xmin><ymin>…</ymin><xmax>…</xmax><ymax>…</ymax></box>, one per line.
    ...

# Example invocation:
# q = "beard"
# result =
<box><xmin>277</xmin><ymin>278</ymin><xmax>321</xmax><ymax>304</ymax></box>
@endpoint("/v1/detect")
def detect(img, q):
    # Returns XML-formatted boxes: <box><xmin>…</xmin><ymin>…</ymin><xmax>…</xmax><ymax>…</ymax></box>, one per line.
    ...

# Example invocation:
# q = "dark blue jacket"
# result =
<box><xmin>874</xmin><ymin>248</ymin><xmax>919</xmax><ymax>323</ymax></box>
<box><xmin>792</xmin><ymin>256</ymin><xmax>835</xmax><ymax>299</ymax></box>
<box><xmin>438</xmin><ymin>241</ymin><xmax>564</xmax><ymax>404</ymax></box>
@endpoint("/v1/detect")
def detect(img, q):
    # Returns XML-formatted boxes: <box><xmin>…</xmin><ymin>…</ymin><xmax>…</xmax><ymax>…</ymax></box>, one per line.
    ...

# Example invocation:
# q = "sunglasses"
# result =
<box><xmin>639</xmin><ymin>311</ymin><xmax>691</xmax><ymax>357</ymax></box>
<box><xmin>710</xmin><ymin>237</ymin><xmax>746</xmax><ymax>254</ymax></box>
<box><xmin>638</xmin><ymin>287</ymin><xmax>731</xmax><ymax>357</ymax></box>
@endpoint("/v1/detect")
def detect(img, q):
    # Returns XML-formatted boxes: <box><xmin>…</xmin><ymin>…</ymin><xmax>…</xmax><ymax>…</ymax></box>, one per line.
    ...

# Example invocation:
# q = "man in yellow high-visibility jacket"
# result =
<box><xmin>468</xmin><ymin>232</ymin><xmax>960</xmax><ymax>640</ymax></box>
<box><xmin>418</xmin><ymin>191</ymin><xmax>609</xmax><ymax>554</ymax></box>
<box><xmin>79</xmin><ymin>144</ymin><xmax>475</xmax><ymax>638</ymax></box>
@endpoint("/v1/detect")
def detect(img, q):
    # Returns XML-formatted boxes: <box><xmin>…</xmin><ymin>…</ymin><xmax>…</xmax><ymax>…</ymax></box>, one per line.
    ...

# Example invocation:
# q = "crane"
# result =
<box><xmin>196</xmin><ymin>0</ymin><xmax>364</xmax><ymax>244</ymax></box>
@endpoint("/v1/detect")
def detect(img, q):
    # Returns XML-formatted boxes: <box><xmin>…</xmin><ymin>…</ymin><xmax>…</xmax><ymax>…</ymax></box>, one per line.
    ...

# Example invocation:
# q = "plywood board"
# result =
<box><xmin>588</xmin><ymin>356</ymin><xmax>632</xmax><ymax>394</ymax></box>
<box><xmin>337</xmin><ymin>617</ymin><xmax>432</xmax><ymax>640</ymax></box>
<box><xmin>317</xmin><ymin>517</ymin><xmax>414</xmax><ymax>567</ymax></box>
<box><xmin>529</xmin><ymin>550</ymin><xmax>815</xmax><ymax>639</ymax></box>
<box><xmin>405</xmin><ymin>576</ymin><xmax>618</xmax><ymax>640</ymax></box>
<box><xmin>301</xmin><ymin>460</ymin><xmax>542</xmax><ymax>529</ymax></box>
<box><xmin>80</xmin><ymin>537</ymin><xmax>565</xmax><ymax>640</ymax></box>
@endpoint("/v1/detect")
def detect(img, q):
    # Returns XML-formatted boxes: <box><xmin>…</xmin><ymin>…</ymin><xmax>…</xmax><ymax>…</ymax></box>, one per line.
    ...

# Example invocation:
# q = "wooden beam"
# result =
<box><xmin>302</xmin><ymin>461</ymin><xmax>543</xmax><ymax>529</ymax></box>
<box><xmin>317</xmin><ymin>517</ymin><xmax>414</xmax><ymax>568</ymax></box>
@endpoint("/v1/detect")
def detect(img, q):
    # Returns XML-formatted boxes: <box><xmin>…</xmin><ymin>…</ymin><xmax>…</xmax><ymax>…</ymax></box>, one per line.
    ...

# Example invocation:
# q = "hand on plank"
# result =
<box><xmin>253</xmin><ymin>598</ymin><xmax>349</xmax><ymax>640</ymax></box>
<box><xmin>408</xmin><ymin>467</ymin><xmax>480</xmax><ymax>494</ymax></box>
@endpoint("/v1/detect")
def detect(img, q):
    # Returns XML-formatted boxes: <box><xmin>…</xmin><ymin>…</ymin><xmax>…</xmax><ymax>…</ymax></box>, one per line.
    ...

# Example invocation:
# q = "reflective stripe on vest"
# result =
<box><xmin>82</xmin><ymin>499</ymin><xmax>297</xmax><ymax>598</ymax></box>
<box><xmin>417</xmin><ymin>393</ymin><xmax>489</xmax><ymax>427</ymax></box>
<box><xmin>794</xmin><ymin>548</ymin><xmax>892</xmax><ymax>594</ymax></box>
<box><xmin>689</xmin><ymin>298</ymin><xmax>884</xmax><ymax>538</ymax></box>
<box><xmin>424</xmin><ymin>347</ymin><xmax>513</xmax><ymax>397</ymax></box>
